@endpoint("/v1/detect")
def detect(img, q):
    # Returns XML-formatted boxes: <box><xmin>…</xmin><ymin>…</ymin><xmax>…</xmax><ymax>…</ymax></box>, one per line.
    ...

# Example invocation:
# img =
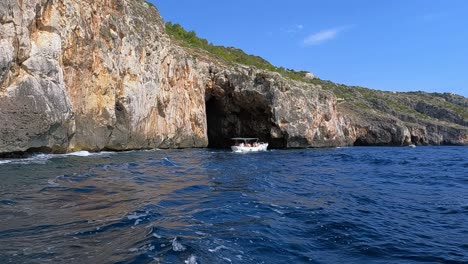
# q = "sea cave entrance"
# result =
<box><xmin>205</xmin><ymin>91</ymin><xmax>280</xmax><ymax>149</ymax></box>
<box><xmin>205</xmin><ymin>96</ymin><xmax>225</xmax><ymax>148</ymax></box>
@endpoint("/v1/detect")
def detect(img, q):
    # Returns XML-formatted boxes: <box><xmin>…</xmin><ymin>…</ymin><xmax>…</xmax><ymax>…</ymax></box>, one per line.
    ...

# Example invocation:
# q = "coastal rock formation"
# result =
<box><xmin>205</xmin><ymin>66</ymin><xmax>353</xmax><ymax>148</ymax></box>
<box><xmin>334</xmin><ymin>89</ymin><xmax>468</xmax><ymax>146</ymax></box>
<box><xmin>0</xmin><ymin>0</ymin><xmax>208</xmax><ymax>153</ymax></box>
<box><xmin>304</xmin><ymin>72</ymin><xmax>317</xmax><ymax>80</ymax></box>
<box><xmin>0</xmin><ymin>0</ymin><xmax>74</xmax><ymax>153</ymax></box>
<box><xmin>0</xmin><ymin>0</ymin><xmax>466</xmax><ymax>155</ymax></box>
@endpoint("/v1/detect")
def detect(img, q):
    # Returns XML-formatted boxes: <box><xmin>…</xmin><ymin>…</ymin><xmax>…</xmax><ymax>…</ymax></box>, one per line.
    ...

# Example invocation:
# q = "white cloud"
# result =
<box><xmin>283</xmin><ymin>24</ymin><xmax>304</xmax><ymax>34</ymax></box>
<box><xmin>303</xmin><ymin>25</ymin><xmax>353</xmax><ymax>46</ymax></box>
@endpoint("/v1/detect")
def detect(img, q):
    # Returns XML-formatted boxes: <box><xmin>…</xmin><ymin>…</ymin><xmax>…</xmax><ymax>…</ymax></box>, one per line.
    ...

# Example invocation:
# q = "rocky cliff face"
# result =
<box><xmin>205</xmin><ymin>66</ymin><xmax>354</xmax><ymax>148</ymax></box>
<box><xmin>1</xmin><ymin>0</ymin><xmax>75</xmax><ymax>153</ymax></box>
<box><xmin>1</xmin><ymin>0</ymin><xmax>209</xmax><ymax>154</ymax></box>
<box><xmin>328</xmin><ymin>87</ymin><xmax>468</xmax><ymax>146</ymax></box>
<box><xmin>0</xmin><ymin>0</ymin><xmax>466</xmax><ymax>155</ymax></box>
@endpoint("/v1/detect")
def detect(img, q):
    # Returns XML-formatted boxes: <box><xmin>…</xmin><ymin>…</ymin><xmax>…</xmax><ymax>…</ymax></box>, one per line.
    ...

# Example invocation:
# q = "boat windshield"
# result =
<box><xmin>231</xmin><ymin>138</ymin><xmax>262</xmax><ymax>147</ymax></box>
<box><xmin>231</xmin><ymin>138</ymin><xmax>259</xmax><ymax>143</ymax></box>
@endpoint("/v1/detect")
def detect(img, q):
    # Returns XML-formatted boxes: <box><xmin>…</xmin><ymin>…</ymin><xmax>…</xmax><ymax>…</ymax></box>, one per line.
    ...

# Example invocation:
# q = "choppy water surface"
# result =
<box><xmin>0</xmin><ymin>147</ymin><xmax>467</xmax><ymax>263</ymax></box>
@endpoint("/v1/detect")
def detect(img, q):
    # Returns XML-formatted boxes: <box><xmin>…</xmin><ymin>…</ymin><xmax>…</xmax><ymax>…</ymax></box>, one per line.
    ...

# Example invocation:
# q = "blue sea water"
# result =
<box><xmin>0</xmin><ymin>147</ymin><xmax>467</xmax><ymax>263</ymax></box>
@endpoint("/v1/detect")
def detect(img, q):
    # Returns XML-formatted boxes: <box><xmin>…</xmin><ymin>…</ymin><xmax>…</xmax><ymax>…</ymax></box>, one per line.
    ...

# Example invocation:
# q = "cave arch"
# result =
<box><xmin>205</xmin><ymin>90</ymin><xmax>280</xmax><ymax>148</ymax></box>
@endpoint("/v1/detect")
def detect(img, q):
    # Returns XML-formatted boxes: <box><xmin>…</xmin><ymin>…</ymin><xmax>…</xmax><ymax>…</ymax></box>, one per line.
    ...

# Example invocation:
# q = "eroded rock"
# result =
<box><xmin>205</xmin><ymin>67</ymin><xmax>354</xmax><ymax>148</ymax></box>
<box><xmin>0</xmin><ymin>0</ymin><xmax>466</xmax><ymax>155</ymax></box>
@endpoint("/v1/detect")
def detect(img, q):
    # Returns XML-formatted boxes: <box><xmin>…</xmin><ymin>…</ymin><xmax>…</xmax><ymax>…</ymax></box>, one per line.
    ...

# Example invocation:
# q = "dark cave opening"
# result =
<box><xmin>206</xmin><ymin>91</ymin><xmax>284</xmax><ymax>149</ymax></box>
<box><xmin>206</xmin><ymin>97</ymin><xmax>226</xmax><ymax>148</ymax></box>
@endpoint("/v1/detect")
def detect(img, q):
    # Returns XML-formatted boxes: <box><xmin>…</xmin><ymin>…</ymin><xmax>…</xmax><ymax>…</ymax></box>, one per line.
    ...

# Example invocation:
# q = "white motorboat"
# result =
<box><xmin>231</xmin><ymin>138</ymin><xmax>268</xmax><ymax>153</ymax></box>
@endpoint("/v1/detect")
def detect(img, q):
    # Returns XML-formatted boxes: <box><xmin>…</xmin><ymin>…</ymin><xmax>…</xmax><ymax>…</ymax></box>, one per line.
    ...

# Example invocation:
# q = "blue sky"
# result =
<box><xmin>152</xmin><ymin>0</ymin><xmax>468</xmax><ymax>97</ymax></box>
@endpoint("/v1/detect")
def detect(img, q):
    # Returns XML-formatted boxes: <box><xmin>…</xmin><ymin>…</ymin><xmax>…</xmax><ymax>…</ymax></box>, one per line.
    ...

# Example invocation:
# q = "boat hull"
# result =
<box><xmin>231</xmin><ymin>143</ymin><xmax>268</xmax><ymax>153</ymax></box>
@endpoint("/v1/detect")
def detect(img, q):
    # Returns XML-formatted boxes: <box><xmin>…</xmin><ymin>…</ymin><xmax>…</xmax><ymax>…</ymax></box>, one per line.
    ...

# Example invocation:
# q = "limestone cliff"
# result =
<box><xmin>0</xmin><ymin>0</ymin><xmax>466</xmax><ymax>155</ymax></box>
<box><xmin>1</xmin><ymin>0</ymin><xmax>208</xmax><ymax>154</ymax></box>
<box><xmin>204</xmin><ymin>66</ymin><xmax>354</xmax><ymax>148</ymax></box>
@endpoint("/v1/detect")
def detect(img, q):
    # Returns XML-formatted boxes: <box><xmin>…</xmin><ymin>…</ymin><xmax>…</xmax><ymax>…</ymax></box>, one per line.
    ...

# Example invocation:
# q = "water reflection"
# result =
<box><xmin>0</xmin><ymin>150</ymin><xmax>216</xmax><ymax>263</ymax></box>
<box><xmin>0</xmin><ymin>147</ymin><xmax>467</xmax><ymax>263</ymax></box>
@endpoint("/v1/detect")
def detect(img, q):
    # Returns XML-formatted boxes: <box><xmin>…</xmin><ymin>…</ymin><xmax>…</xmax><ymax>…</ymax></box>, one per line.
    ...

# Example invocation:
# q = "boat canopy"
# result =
<box><xmin>231</xmin><ymin>138</ymin><xmax>259</xmax><ymax>141</ymax></box>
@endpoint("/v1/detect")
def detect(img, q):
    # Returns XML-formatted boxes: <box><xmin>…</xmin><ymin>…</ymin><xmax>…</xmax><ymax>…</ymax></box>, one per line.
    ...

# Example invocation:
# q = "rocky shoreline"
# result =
<box><xmin>0</xmin><ymin>0</ymin><xmax>466</xmax><ymax>156</ymax></box>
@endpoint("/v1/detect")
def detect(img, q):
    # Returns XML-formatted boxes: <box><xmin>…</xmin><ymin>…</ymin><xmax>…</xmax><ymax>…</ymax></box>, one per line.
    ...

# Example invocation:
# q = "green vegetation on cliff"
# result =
<box><xmin>165</xmin><ymin>22</ymin><xmax>308</xmax><ymax>81</ymax></box>
<box><xmin>165</xmin><ymin>22</ymin><xmax>467</xmax><ymax>130</ymax></box>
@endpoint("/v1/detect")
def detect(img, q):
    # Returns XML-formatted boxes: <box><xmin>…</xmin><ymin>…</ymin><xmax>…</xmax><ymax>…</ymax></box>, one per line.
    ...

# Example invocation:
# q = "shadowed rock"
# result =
<box><xmin>0</xmin><ymin>0</ymin><xmax>466</xmax><ymax>155</ymax></box>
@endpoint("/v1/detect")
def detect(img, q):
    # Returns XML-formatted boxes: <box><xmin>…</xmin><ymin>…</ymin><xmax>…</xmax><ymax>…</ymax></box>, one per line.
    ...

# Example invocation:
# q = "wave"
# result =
<box><xmin>64</xmin><ymin>151</ymin><xmax>93</xmax><ymax>157</ymax></box>
<box><xmin>0</xmin><ymin>153</ymin><xmax>52</xmax><ymax>165</ymax></box>
<box><xmin>162</xmin><ymin>157</ymin><xmax>177</xmax><ymax>166</ymax></box>
<box><xmin>0</xmin><ymin>151</ymin><xmax>116</xmax><ymax>165</ymax></box>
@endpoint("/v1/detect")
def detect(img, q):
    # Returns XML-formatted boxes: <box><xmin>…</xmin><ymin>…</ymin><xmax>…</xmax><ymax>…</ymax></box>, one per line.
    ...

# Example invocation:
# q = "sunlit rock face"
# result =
<box><xmin>0</xmin><ymin>0</ymin><xmax>74</xmax><ymax>153</ymax></box>
<box><xmin>0</xmin><ymin>0</ymin><xmax>208</xmax><ymax>153</ymax></box>
<box><xmin>336</xmin><ymin>94</ymin><xmax>468</xmax><ymax>147</ymax></box>
<box><xmin>204</xmin><ymin>66</ymin><xmax>354</xmax><ymax>148</ymax></box>
<box><xmin>0</xmin><ymin>0</ymin><xmax>352</xmax><ymax>154</ymax></box>
<box><xmin>0</xmin><ymin>0</ymin><xmax>466</xmax><ymax>155</ymax></box>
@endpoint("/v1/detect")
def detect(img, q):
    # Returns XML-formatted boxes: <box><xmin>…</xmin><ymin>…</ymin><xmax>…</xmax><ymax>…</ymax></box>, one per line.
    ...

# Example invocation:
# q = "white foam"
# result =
<box><xmin>35</xmin><ymin>154</ymin><xmax>52</xmax><ymax>159</ymax></box>
<box><xmin>162</xmin><ymin>157</ymin><xmax>177</xmax><ymax>166</ymax></box>
<box><xmin>172</xmin><ymin>237</ymin><xmax>186</xmax><ymax>252</ymax></box>
<box><xmin>13</xmin><ymin>154</ymin><xmax>53</xmax><ymax>165</ymax></box>
<box><xmin>127</xmin><ymin>212</ymin><xmax>147</xmax><ymax>220</ymax></box>
<box><xmin>143</xmin><ymin>148</ymin><xmax>161</xmax><ymax>152</ymax></box>
<box><xmin>47</xmin><ymin>179</ymin><xmax>60</xmax><ymax>187</ymax></box>
<box><xmin>184</xmin><ymin>255</ymin><xmax>198</xmax><ymax>264</ymax></box>
<box><xmin>65</xmin><ymin>151</ymin><xmax>92</xmax><ymax>157</ymax></box>
<box><xmin>0</xmin><ymin>149</ymin><xmax>120</xmax><ymax>165</ymax></box>
<box><xmin>152</xmin><ymin>233</ymin><xmax>162</xmax><ymax>239</ymax></box>
<box><xmin>272</xmin><ymin>208</ymin><xmax>284</xmax><ymax>215</ymax></box>
<box><xmin>65</xmin><ymin>151</ymin><xmax>115</xmax><ymax>157</ymax></box>
<box><xmin>208</xmin><ymin>245</ymin><xmax>230</xmax><ymax>253</ymax></box>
